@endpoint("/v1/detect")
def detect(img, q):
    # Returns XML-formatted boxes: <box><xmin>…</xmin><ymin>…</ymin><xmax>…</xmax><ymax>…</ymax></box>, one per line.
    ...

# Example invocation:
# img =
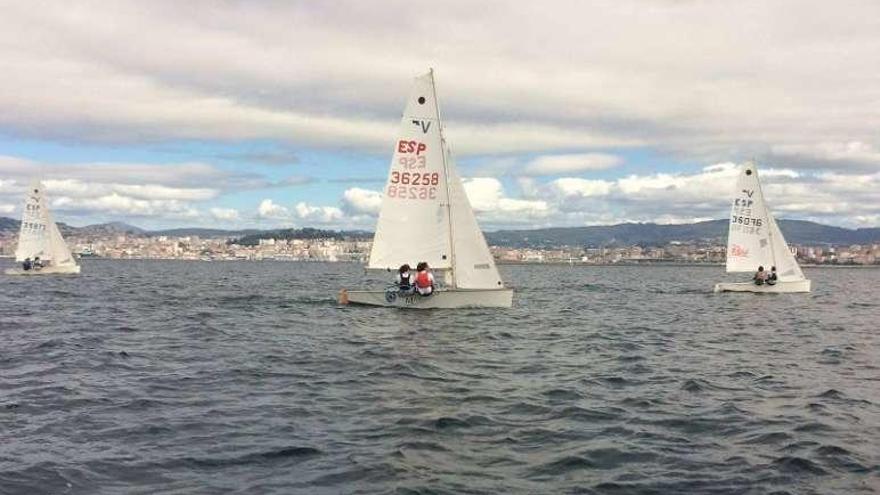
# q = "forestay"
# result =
<box><xmin>368</xmin><ymin>72</ymin><xmax>452</xmax><ymax>272</ymax></box>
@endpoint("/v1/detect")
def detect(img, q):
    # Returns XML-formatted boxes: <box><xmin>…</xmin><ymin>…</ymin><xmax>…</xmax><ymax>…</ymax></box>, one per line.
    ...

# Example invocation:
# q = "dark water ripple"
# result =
<box><xmin>1</xmin><ymin>260</ymin><xmax>879</xmax><ymax>494</ymax></box>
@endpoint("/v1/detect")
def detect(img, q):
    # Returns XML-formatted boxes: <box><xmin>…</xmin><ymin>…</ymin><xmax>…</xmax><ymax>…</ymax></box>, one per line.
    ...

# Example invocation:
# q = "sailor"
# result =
<box><xmin>753</xmin><ymin>265</ymin><xmax>767</xmax><ymax>285</ymax></box>
<box><xmin>414</xmin><ymin>261</ymin><xmax>435</xmax><ymax>296</ymax></box>
<box><xmin>33</xmin><ymin>256</ymin><xmax>43</xmax><ymax>270</ymax></box>
<box><xmin>396</xmin><ymin>264</ymin><xmax>414</xmax><ymax>293</ymax></box>
<box><xmin>22</xmin><ymin>257</ymin><xmax>32</xmax><ymax>271</ymax></box>
<box><xmin>766</xmin><ymin>266</ymin><xmax>778</xmax><ymax>285</ymax></box>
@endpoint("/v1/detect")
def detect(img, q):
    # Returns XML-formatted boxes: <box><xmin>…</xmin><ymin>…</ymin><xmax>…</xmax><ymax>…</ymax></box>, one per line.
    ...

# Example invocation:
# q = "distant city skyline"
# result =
<box><xmin>1</xmin><ymin>1</ymin><xmax>879</xmax><ymax>230</ymax></box>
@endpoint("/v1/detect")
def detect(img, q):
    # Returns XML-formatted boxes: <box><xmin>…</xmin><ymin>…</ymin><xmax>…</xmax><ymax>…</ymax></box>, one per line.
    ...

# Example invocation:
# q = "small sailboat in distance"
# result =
<box><xmin>714</xmin><ymin>162</ymin><xmax>809</xmax><ymax>293</ymax></box>
<box><xmin>339</xmin><ymin>70</ymin><xmax>513</xmax><ymax>308</ymax></box>
<box><xmin>5</xmin><ymin>180</ymin><xmax>81</xmax><ymax>276</ymax></box>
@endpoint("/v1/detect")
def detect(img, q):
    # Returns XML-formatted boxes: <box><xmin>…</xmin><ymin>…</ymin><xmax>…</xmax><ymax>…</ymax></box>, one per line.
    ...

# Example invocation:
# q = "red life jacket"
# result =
<box><xmin>415</xmin><ymin>270</ymin><xmax>432</xmax><ymax>288</ymax></box>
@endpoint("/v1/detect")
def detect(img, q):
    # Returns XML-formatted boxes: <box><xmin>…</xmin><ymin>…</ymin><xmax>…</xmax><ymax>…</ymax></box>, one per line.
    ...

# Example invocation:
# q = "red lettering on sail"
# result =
<box><xmin>729</xmin><ymin>244</ymin><xmax>749</xmax><ymax>258</ymax></box>
<box><xmin>396</xmin><ymin>140</ymin><xmax>427</xmax><ymax>155</ymax></box>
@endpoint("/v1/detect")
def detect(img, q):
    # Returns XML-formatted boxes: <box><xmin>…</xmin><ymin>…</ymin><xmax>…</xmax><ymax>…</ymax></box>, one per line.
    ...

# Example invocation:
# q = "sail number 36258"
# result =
<box><xmin>387</xmin><ymin>185</ymin><xmax>437</xmax><ymax>199</ymax></box>
<box><xmin>390</xmin><ymin>172</ymin><xmax>439</xmax><ymax>185</ymax></box>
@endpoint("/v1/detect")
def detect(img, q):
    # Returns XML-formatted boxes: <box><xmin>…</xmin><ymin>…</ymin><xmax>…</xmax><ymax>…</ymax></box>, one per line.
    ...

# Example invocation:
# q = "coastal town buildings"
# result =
<box><xmin>1</xmin><ymin>231</ymin><xmax>878</xmax><ymax>265</ymax></box>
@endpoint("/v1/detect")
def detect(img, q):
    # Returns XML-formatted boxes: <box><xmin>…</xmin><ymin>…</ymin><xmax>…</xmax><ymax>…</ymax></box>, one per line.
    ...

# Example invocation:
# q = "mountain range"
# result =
<box><xmin>1</xmin><ymin>217</ymin><xmax>879</xmax><ymax>248</ymax></box>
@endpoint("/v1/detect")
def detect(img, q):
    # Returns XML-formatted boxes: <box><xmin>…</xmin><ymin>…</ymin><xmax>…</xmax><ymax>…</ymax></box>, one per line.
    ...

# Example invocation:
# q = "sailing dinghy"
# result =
<box><xmin>340</xmin><ymin>70</ymin><xmax>513</xmax><ymax>308</ymax></box>
<box><xmin>5</xmin><ymin>180</ymin><xmax>81</xmax><ymax>276</ymax></box>
<box><xmin>714</xmin><ymin>163</ymin><xmax>809</xmax><ymax>293</ymax></box>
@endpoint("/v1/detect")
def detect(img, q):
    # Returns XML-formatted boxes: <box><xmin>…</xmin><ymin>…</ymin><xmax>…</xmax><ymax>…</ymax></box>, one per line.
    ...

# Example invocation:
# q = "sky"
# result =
<box><xmin>0</xmin><ymin>0</ymin><xmax>879</xmax><ymax>231</ymax></box>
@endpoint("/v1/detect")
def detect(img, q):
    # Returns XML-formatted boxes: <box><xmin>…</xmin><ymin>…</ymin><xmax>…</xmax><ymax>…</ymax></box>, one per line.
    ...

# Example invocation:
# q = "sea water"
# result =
<box><xmin>1</xmin><ymin>259</ymin><xmax>878</xmax><ymax>494</ymax></box>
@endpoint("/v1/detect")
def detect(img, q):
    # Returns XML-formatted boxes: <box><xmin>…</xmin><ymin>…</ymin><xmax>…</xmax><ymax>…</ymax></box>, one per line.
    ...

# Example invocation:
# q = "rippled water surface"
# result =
<box><xmin>1</xmin><ymin>260</ymin><xmax>879</xmax><ymax>494</ymax></box>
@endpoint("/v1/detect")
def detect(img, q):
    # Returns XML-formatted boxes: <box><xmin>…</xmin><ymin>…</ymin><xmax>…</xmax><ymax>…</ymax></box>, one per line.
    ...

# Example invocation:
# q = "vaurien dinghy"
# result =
<box><xmin>714</xmin><ymin>163</ymin><xmax>809</xmax><ymax>293</ymax></box>
<box><xmin>340</xmin><ymin>70</ymin><xmax>513</xmax><ymax>308</ymax></box>
<box><xmin>5</xmin><ymin>180</ymin><xmax>81</xmax><ymax>276</ymax></box>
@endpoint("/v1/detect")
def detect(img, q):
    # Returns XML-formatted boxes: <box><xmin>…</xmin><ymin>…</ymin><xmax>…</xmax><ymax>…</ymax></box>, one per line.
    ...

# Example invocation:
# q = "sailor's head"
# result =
<box><xmin>758</xmin><ymin>265</ymin><xmax>764</xmax><ymax>271</ymax></box>
<box><xmin>417</xmin><ymin>261</ymin><xmax>428</xmax><ymax>271</ymax></box>
<box><xmin>771</xmin><ymin>266</ymin><xmax>776</xmax><ymax>272</ymax></box>
<box><xmin>399</xmin><ymin>264</ymin><xmax>411</xmax><ymax>274</ymax></box>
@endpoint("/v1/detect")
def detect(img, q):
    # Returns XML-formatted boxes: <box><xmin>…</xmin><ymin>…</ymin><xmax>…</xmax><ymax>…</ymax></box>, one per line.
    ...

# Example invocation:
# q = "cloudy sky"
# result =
<box><xmin>1</xmin><ymin>0</ymin><xmax>878</xmax><ymax>230</ymax></box>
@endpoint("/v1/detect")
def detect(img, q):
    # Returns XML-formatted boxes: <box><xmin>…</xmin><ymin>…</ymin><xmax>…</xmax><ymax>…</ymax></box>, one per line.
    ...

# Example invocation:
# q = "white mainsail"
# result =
<box><xmin>367</xmin><ymin>70</ymin><xmax>503</xmax><ymax>290</ymax></box>
<box><xmin>15</xmin><ymin>180</ymin><xmax>76</xmax><ymax>266</ymax></box>
<box><xmin>368</xmin><ymin>71</ymin><xmax>452</xmax><ymax>272</ymax></box>
<box><xmin>725</xmin><ymin>163</ymin><xmax>803</xmax><ymax>281</ymax></box>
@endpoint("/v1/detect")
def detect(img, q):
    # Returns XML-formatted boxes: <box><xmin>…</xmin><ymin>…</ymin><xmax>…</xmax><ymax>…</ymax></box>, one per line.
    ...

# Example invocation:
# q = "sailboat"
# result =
<box><xmin>5</xmin><ymin>180</ymin><xmax>81</xmax><ymax>276</ymax></box>
<box><xmin>714</xmin><ymin>163</ymin><xmax>809</xmax><ymax>293</ymax></box>
<box><xmin>339</xmin><ymin>70</ymin><xmax>513</xmax><ymax>308</ymax></box>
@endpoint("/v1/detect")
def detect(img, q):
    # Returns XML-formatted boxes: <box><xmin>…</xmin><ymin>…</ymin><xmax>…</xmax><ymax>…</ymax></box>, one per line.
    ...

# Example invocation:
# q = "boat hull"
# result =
<box><xmin>5</xmin><ymin>264</ymin><xmax>81</xmax><ymax>276</ymax></box>
<box><xmin>339</xmin><ymin>287</ymin><xmax>513</xmax><ymax>308</ymax></box>
<box><xmin>714</xmin><ymin>279</ymin><xmax>811</xmax><ymax>293</ymax></box>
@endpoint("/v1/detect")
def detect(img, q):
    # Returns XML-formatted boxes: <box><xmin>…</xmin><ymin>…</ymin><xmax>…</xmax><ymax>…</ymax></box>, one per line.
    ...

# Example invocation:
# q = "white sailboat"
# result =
<box><xmin>714</xmin><ymin>163</ymin><xmax>809</xmax><ymax>293</ymax></box>
<box><xmin>340</xmin><ymin>70</ymin><xmax>513</xmax><ymax>308</ymax></box>
<box><xmin>5</xmin><ymin>180</ymin><xmax>81</xmax><ymax>276</ymax></box>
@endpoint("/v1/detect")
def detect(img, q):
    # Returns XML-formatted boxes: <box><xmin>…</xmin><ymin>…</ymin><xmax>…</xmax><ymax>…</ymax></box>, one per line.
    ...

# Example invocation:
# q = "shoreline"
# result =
<box><xmin>2</xmin><ymin>256</ymin><xmax>877</xmax><ymax>268</ymax></box>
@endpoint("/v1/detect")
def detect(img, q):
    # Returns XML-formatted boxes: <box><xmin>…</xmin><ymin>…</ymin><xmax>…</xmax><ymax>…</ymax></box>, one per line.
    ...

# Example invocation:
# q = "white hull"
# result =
<box><xmin>5</xmin><ymin>264</ymin><xmax>81</xmax><ymax>276</ymax></box>
<box><xmin>339</xmin><ymin>287</ymin><xmax>513</xmax><ymax>308</ymax></box>
<box><xmin>714</xmin><ymin>279</ymin><xmax>810</xmax><ymax>293</ymax></box>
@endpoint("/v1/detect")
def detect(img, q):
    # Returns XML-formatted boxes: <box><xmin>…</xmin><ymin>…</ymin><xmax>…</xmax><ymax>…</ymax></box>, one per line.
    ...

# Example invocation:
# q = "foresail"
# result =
<box><xmin>445</xmin><ymin>147</ymin><xmax>504</xmax><ymax>289</ymax></box>
<box><xmin>48</xmin><ymin>219</ymin><xmax>76</xmax><ymax>266</ymax></box>
<box><xmin>14</xmin><ymin>181</ymin><xmax>51</xmax><ymax>262</ymax></box>
<box><xmin>767</xmin><ymin>213</ymin><xmax>805</xmax><ymax>281</ymax></box>
<box><xmin>368</xmin><ymin>71</ymin><xmax>453</xmax><ymax>271</ymax></box>
<box><xmin>725</xmin><ymin>164</ymin><xmax>773</xmax><ymax>273</ymax></box>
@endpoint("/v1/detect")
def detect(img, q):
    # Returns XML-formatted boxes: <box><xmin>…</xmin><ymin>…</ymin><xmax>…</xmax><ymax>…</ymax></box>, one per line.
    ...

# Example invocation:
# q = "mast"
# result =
<box><xmin>430</xmin><ymin>68</ymin><xmax>457</xmax><ymax>288</ymax></box>
<box><xmin>752</xmin><ymin>162</ymin><xmax>779</xmax><ymax>270</ymax></box>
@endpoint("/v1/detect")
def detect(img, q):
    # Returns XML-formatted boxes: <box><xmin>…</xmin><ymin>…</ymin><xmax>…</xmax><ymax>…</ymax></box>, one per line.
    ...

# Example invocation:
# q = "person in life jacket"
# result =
<box><xmin>396</xmin><ymin>264</ymin><xmax>414</xmax><ymax>293</ymax></box>
<box><xmin>753</xmin><ymin>265</ymin><xmax>767</xmax><ymax>285</ymax></box>
<box><xmin>22</xmin><ymin>257</ymin><xmax>32</xmax><ymax>271</ymax></box>
<box><xmin>766</xmin><ymin>266</ymin><xmax>778</xmax><ymax>285</ymax></box>
<box><xmin>414</xmin><ymin>261</ymin><xmax>435</xmax><ymax>296</ymax></box>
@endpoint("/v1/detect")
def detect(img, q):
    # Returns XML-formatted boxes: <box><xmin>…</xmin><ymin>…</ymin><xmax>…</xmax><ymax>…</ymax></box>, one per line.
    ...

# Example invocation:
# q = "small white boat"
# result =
<box><xmin>340</xmin><ymin>70</ymin><xmax>513</xmax><ymax>308</ymax></box>
<box><xmin>714</xmin><ymin>163</ymin><xmax>809</xmax><ymax>293</ymax></box>
<box><xmin>5</xmin><ymin>180</ymin><xmax>81</xmax><ymax>276</ymax></box>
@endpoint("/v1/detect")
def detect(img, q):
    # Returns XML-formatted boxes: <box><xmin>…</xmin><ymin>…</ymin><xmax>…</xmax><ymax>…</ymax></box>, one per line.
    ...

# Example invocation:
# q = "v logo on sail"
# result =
<box><xmin>411</xmin><ymin>119</ymin><xmax>432</xmax><ymax>133</ymax></box>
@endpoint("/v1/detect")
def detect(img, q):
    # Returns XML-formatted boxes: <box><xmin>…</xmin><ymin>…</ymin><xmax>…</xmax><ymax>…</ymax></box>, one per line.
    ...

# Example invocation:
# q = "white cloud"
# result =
<box><xmin>257</xmin><ymin>199</ymin><xmax>288</xmax><ymax>219</ymax></box>
<box><xmin>210</xmin><ymin>207</ymin><xmax>240</xmax><ymax>221</ymax></box>
<box><xmin>549</xmin><ymin>178</ymin><xmax>613</xmax><ymax>198</ymax></box>
<box><xmin>462</xmin><ymin>178</ymin><xmax>551</xmax><ymax>222</ymax></box>
<box><xmin>524</xmin><ymin>153</ymin><xmax>622</xmax><ymax>176</ymax></box>
<box><xmin>770</xmin><ymin>141</ymin><xmax>880</xmax><ymax>170</ymax></box>
<box><xmin>342</xmin><ymin>187</ymin><xmax>382</xmax><ymax>215</ymax></box>
<box><xmin>51</xmin><ymin>193</ymin><xmax>199</xmax><ymax>218</ymax></box>
<box><xmin>293</xmin><ymin>202</ymin><xmax>343</xmax><ymax>223</ymax></box>
<box><xmin>0</xmin><ymin>1</ymin><xmax>878</xmax><ymax>166</ymax></box>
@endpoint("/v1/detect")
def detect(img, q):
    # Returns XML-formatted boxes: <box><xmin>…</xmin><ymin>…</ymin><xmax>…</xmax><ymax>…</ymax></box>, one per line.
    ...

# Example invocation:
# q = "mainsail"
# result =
<box><xmin>15</xmin><ymin>180</ymin><xmax>75</xmax><ymax>266</ymax></box>
<box><xmin>367</xmin><ymin>70</ymin><xmax>503</xmax><ymax>290</ymax></box>
<box><xmin>725</xmin><ymin>163</ymin><xmax>803</xmax><ymax>281</ymax></box>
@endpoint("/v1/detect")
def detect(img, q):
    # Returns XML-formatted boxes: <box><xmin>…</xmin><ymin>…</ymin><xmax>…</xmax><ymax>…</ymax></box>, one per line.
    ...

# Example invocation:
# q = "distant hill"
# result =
<box><xmin>151</xmin><ymin>227</ymin><xmax>263</xmax><ymax>238</ymax></box>
<box><xmin>1</xmin><ymin>216</ymin><xmax>879</xmax><ymax>247</ymax></box>
<box><xmin>485</xmin><ymin>219</ymin><xmax>880</xmax><ymax>248</ymax></box>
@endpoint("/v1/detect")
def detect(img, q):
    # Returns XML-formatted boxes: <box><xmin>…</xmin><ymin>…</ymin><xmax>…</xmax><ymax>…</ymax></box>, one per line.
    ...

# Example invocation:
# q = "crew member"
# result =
<box><xmin>414</xmin><ymin>261</ymin><xmax>435</xmax><ymax>296</ymax></box>
<box><xmin>753</xmin><ymin>265</ymin><xmax>767</xmax><ymax>285</ymax></box>
<box><xmin>396</xmin><ymin>264</ymin><xmax>414</xmax><ymax>293</ymax></box>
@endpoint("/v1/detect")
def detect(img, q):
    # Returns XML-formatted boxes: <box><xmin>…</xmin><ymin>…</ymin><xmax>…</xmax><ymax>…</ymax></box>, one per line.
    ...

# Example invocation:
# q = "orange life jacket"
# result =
<box><xmin>415</xmin><ymin>270</ymin><xmax>432</xmax><ymax>288</ymax></box>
